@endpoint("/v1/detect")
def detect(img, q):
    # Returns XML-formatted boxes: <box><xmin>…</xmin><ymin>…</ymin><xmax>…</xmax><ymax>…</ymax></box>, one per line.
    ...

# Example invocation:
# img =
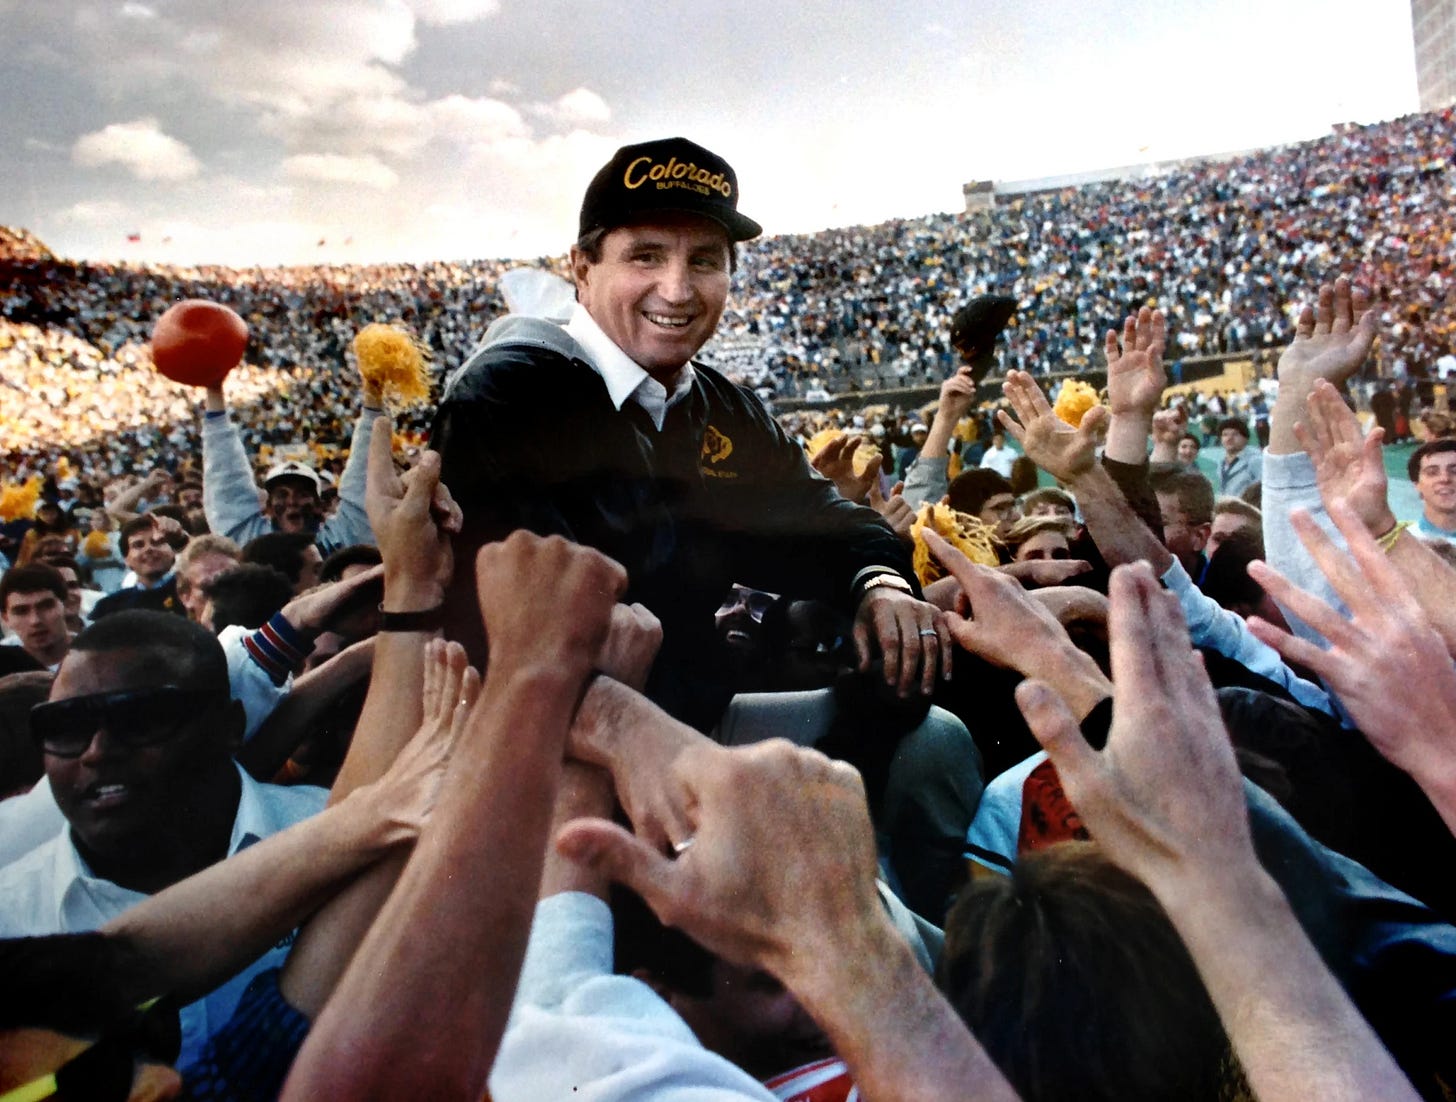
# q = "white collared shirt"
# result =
<box><xmin>566</xmin><ymin>306</ymin><xmax>696</xmax><ymax>431</ymax></box>
<box><xmin>0</xmin><ymin>765</ymin><xmax>326</xmax><ymax>1066</ymax></box>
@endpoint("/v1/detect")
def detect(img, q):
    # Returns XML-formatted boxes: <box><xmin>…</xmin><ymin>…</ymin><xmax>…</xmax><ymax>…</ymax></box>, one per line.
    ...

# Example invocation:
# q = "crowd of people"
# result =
<box><xmin>4</xmin><ymin>106</ymin><xmax>1455</xmax><ymax>488</ymax></box>
<box><xmin>0</xmin><ymin>119</ymin><xmax>1455</xmax><ymax>1101</ymax></box>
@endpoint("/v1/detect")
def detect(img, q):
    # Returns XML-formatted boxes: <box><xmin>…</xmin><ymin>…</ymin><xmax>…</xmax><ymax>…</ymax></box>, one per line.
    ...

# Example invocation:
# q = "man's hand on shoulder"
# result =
<box><xmin>853</xmin><ymin>581</ymin><xmax>951</xmax><ymax>697</ymax></box>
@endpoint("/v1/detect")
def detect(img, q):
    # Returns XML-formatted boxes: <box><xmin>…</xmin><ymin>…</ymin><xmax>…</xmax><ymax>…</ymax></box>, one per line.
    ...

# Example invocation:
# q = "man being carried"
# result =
<box><xmin>433</xmin><ymin>137</ymin><xmax>942</xmax><ymax>729</ymax></box>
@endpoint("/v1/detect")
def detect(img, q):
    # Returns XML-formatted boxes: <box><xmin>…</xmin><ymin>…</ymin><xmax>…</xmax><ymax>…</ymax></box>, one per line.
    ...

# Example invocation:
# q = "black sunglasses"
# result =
<box><xmin>0</xmin><ymin>995</ymin><xmax>180</xmax><ymax>1102</ymax></box>
<box><xmin>31</xmin><ymin>686</ymin><xmax>222</xmax><ymax>759</ymax></box>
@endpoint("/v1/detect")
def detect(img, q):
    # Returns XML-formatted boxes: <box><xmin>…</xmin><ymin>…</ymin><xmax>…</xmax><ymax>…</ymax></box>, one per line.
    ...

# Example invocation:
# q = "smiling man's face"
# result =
<box><xmin>572</xmin><ymin>213</ymin><xmax>731</xmax><ymax>383</ymax></box>
<box><xmin>44</xmin><ymin>649</ymin><xmax>230</xmax><ymax>872</ymax></box>
<box><xmin>1417</xmin><ymin>450</ymin><xmax>1456</xmax><ymax>526</ymax></box>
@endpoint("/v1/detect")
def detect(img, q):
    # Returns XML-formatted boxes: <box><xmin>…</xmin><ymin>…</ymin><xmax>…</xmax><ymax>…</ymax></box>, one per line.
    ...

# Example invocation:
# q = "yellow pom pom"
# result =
<box><xmin>909</xmin><ymin>503</ymin><xmax>1000</xmax><ymax>586</ymax></box>
<box><xmin>354</xmin><ymin>323</ymin><xmax>431</xmax><ymax>407</ymax></box>
<box><xmin>1052</xmin><ymin>379</ymin><xmax>1101</xmax><ymax>429</ymax></box>
<box><xmin>806</xmin><ymin>428</ymin><xmax>877</xmax><ymax>477</ymax></box>
<box><xmin>82</xmin><ymin>530</ymin><xmax>113</xmax><ymax>559</ymax></box>
<box><xmin>0</xmin><ymin>476</ymin><xmax>42</xmax><ymax>523</ymax></box>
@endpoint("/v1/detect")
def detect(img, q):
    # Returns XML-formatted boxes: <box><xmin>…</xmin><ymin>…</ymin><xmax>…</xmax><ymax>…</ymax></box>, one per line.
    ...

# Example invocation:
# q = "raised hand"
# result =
<box><xmin>1276</xmin><ymin>276</ymin><xmax>1377</xmax><ymax>387</ymax></box>
<box><xmin>362</xmin><ymin>638</ymin><xmax>478</xmax><ymax>843</ymax></box>
<box><xmin>1295</xmin><ymin>378</ymin><xmax>1395</xmax><ymax>535</ymax></box>
<box><xmin>925</xmin><ymin>529</ymin><xmax>1108</xmax><ymax>718</ymax></box>
<box><xmin>1246</xmin><ymin>504</ymin><xmax>1456</xmax><ymax>812</ymax></box>
<box><xmin>998</xmin><ymin>558</ymin><xmax>1093</xmax><ymax>587</ymax></box>
<box><xmin>556</xmin><ymin>738</ymin><xmax>883</xmax><ymax>979</ymax></box>
<box><xmin>938</xmin><ymin>367</ymin><xmax>978</xmax><ymax>423</ymax></box>
<box><xmin>1105</xmin><ymin>307</ymin><xmax>1168</xmax><ymax>419</ymax></box>
<box><xmin>868</xmin><ymin>479</ymin><xmax>915</xmax><ymax>541</ymax></box>
<box><xmin>475</xmin><ymin>531</ymin><xmax>627</xmax><ymax>681</ymax></box>
<box><xmin>1151</xmin><ymin>406</ymin><xmax>1188</xmax><ymax>448</ymax></box>
<box><xmin>998</xmin><ymin>370</ymin><xmax>1106</xmax><ymax>484</ymax></box>
<box><xmin>595</xmin><ymin>602</ymin><xmax>663</xmax><ymax>691</ymax></box>
<box><xmin>366</xmin><ymin>417</ymin><xmax>461</xmax><ymax>608</ymax></box>
<box><xmin>811</xmin><ymin>433</ymin><xmax>882</xmax><ymax>504</ymax></box>
<box><xmin>1013</xmin><ymin>561</ymin><xmax>1253</xmax><ymax>892</ymax></box>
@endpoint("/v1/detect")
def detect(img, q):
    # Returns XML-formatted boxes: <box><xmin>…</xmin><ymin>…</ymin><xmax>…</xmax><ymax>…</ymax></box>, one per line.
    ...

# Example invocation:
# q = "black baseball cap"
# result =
<box><xmin>579</xmin><ymin>137</ymin><xmax>762</xmax><ymax>242</ymax></box>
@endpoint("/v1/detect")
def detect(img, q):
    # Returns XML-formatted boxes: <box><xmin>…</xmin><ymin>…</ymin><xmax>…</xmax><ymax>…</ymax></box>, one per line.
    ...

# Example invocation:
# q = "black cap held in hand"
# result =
<box><xmin>579</xmin><ymin>137</ymin><xmax>763</xmax><ymax>242</ymax></box>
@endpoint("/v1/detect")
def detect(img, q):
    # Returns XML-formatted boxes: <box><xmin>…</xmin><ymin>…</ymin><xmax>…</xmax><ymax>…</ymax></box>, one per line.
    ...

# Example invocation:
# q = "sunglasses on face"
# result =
<box><xmin>717</xmin><ymin>586</ymin><xmax>780</xmax><ymax>623</ymax></box>
<box><xmin>30</xmin><ymin>686</ymin><xmax>221</xmax><ymax>759</ymax></box>
<box><xmin>0</xmin><ymin>996</ymin><xmax>180</xmax><ymax>1102</ymax></box>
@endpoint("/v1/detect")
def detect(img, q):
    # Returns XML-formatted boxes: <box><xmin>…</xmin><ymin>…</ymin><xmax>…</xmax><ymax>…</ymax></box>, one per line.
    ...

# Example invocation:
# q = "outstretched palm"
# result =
<box><xmin>998</xmin><ymin>371</ymin><xmax>1104</xmax><ymax>483</ymax></box>
<box><xmin>1278</xmin><ymin>276</ymin><xmax>1378</xmax><ymax>386</ymax></box>
<box><xmin>1105</xmin><ymin>307</ymin><xmax>1168</xmax><ymax>419</ymax></box>
<box><xmin>1298</xmin><ymin>379</ymin><xmax>1394</xmax><ymax>534</ymax></box>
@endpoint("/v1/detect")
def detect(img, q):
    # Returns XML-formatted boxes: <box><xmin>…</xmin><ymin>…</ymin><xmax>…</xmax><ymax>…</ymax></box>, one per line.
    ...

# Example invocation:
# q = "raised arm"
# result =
<box><xmin>1101</xmin><ymin>307</ymin><xmax>1167</xmax><ymax>465</ymax></box>
<box><xmin>317</xmin><ymin>394</ymin><xmax>387</xmax><ymax>554</ymax></box>
<box><xmin>328</xmin><ymin>421</ymin><xmax>459</xmax><ymax>801</ymax></box>
<box><xmin>283</xmin><ymin>533</ymin><xmax>625</xmax><ymax>1102</ymax></box>
<box><xmin>557</xmin><ymin>736</ymin><xmax>1023</xmax><ymax>1102</ymax></box>
<box><xmin>1298</xmin><ymin>377</ymin><xmax>1456</xmax><ymax>654</ymax></box>
<box><xmin>999</xmin><ymin>371</ymin><xmax>1333</xmax><ymax>714</ymax></box>
<box><xmin>901</xmin><ymin>368</ymin><xmax>976</xmax><ymax>508</ymax></box>
<box><xmin>1247</xmin><ymin>502</ymin><xmax>1456</xmax><ymax>836</ymax></box>
<box><xmin>1015</xmin><ymin>561</ymin><xmax>1420</xmax><ymax>1102</ymax></box>
<box><xmin>1261</xmin><ymin>276</ymin><xmax>1377</xmax><ymax>645</ymax></box>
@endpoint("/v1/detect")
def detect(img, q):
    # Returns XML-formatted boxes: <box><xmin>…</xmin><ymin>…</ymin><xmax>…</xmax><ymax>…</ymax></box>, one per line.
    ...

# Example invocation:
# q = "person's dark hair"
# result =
<box><xmin>1238</xmin><ymin>481</ymin><xmax>1261</xmax><ymax>509</ymax></box>
<box><xmin>1407</xmin><ymin>438</ymin><xmax>1456</xmax><ymax>482</ymax></box>
<box><xmin>0</xmin><ymin>933</ymin><xmax>147</xmax><ymax>1037</ymax></box>
<box><xmin>611</xmin><ymin>884</ymin><xmax>715</xmax><ymax>997</ymax></box>
<box><xmin>118</xmin><ymin>514</ymin><xmax>159</xmax><ymax>554</ymax></box>
<box><xmin>70</xmin><ymin>610</ymin><xmax>230</xmax><ymax>698</ymax></box>
<box><xmin>1179</xmin><ymin>432</ymin><xmax>1202</xmax><ymax>451</ymax></box>
<box><xmin>1008</xmin><ymin>456</ymin><xmax>1039</xmax><ymax>496</ymax></box>
<box><xmin>574</xmin><ymin>226</ymin><xmax>739</xmax><ymax>275</ymax></box>
<box><xmin>241</xmin><ymin>532</ymin><xmax>316</xmax><ymax>587</ymax></box>
<box><xmin>940</xmin><ymin>843</ymin><xmax>1241</xmax><ymax>1101</ymax></box>
<box><xmin>1</xmin><ymin>563</ymin><xmax>68</xmax><ymax>611</ymax></box>
<box><xmin>947</xmin><ymin>469</ymin><xmax>1015</xmax><ymax>516</ymax></box>
<box><xmin>1216</xmin><ymin>417</ymin><xmax>1250</xmax><ymax>440</ymax></box>
<box><xmin>203</xmin><ymin>565</ymin><xmax>294</xmax><ymax>633</ymax></box>
<box><xmin>0</xmin><ymin>670</ymin><xmax>54</xmax><ymax>797</ymax></box>
<box><xmin>1149</xmin><ymin>468</ymin><xmax>1215</xmax><ymax>526</ymax></box>
<box><xmin>319</xmin><ymin>544</ymin><xmax>383</xmax><ymax>585</ymax></box>
<box><xmin>1201</xmin><ymin>528</ymin><xmax>1267</xmax><ymax>614</ymax></box>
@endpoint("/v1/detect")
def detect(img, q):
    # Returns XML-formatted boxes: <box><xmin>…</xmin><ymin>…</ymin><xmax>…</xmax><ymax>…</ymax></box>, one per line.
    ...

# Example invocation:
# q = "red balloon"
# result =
<box><xmin>150</xmin><ymin>300</ymin><xmax>248</xmax><ymax>388</ymax></box>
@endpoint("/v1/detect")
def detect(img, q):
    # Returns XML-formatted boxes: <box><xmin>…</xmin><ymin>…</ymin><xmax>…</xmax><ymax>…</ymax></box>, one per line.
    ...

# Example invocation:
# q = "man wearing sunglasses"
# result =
<box><xmin>0</xmin><ymin>609</ymin><xmax>325</xmax><ymax>1067</ymax></box>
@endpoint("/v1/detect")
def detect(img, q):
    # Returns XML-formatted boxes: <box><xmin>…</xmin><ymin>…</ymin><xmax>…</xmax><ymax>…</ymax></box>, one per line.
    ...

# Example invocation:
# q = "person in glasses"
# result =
<box><xmin>0</xmin><ymin>610</ymin><xmax>326</xmax><ymax>1066</ymax></box>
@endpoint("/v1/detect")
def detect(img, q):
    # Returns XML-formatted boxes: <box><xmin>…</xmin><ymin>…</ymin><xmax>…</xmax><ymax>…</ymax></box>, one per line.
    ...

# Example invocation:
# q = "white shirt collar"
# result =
<box><xmin>51</xmin><ymin>764</ymin><xmax>298</xmax><ymax>917</ymax></box>
<box><xmin>566</xmin><ymin>305</ymin><xmax>695</xmax><ymax>431</ymax></box>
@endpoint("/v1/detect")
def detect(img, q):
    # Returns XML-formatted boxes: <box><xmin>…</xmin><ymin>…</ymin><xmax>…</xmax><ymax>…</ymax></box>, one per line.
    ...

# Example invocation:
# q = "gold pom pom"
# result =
<box><xmin>82</xmin><ymin>530</ymin><xmax>113</xmax><ymax>559</ymax></box>
<box><xmin>910</xmin><ymin>503</ymin><xmax>1000</xmax><ymax>586</ymax></box>
<box><xmin>0</xmin><ymin>476</ymin><xmax>42</xmax><ymax>523</ymax></box>
<box><xmin>1052</xmin><ymin>379</ymin><xmax>1101</xmax><ymax>428</ymax></box>
<box><xmin>806</xmin><ymin>428</ymin><xmax>877</xmax><ymax>477</ymax></box>
<box><xmin>353</xmin><ymin>323</ymin><xmax>431</xmax><ymax>407</ymax></box>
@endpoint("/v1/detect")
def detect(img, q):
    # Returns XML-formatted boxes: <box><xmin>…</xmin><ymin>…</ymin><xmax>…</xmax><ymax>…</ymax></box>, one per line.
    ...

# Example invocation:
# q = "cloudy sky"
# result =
<box><xmin>2</xmin><ymin>0</ymin><xmax>1421</xmax><ymax>266</ymax></box>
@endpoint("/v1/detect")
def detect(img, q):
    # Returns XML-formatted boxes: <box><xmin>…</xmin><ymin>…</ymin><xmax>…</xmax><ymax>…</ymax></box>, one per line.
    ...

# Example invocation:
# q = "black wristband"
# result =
<box><xmin>1079</xmin><ymin>695</ymin><xmax>1114</xmax><ymax>751</ymax></box>
<box><xmin>378</xmin><ymin>604</ymin><xmax>444</xmax><ymax>633</ymax></box>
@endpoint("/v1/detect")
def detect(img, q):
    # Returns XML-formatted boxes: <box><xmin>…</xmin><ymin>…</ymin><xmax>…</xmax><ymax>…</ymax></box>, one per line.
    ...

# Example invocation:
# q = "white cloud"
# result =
<box><xmin>120</xmin><ymin>2</ymin><xmax>157</xmax><ymax>18</ymax></box>
<box><xmin>72</xmin><ymin>118</ymin><xmax>201</xmax><ymax>181</ymax></box>
<box><xmin>405</xmin><ymin>0</ymin><xmax>499</xmax><ymax>25</ymax></box>
<box><xmin>57</xmin><ymin>199</ymin><xmax>132</xmax><ymax>225</ymax></box>
<box><xmin>283</xmin><ymin>153</ymin><xmax>399</xmax><ymax>190</ymax></box>
<box><xmin>550</xmin><ymin>88</ymin><xmax>610</xmax><ymax>126</ymax></box>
